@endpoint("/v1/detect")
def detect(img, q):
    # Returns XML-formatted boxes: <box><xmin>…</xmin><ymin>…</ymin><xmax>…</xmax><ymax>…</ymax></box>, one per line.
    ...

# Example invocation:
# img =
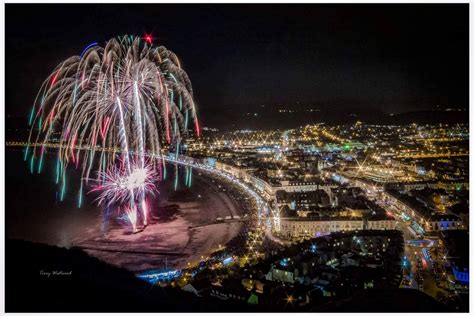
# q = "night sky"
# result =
<box><xmin>6</xmin><ymin>4</ymin><xmax>469</xmax><ymax>126</ymax></box>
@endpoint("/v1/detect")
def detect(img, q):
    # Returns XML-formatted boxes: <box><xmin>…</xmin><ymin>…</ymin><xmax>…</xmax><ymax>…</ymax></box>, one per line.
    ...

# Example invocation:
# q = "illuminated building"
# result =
<box><xmin>277</xmin><ymin>216</ymin><xmax>397</xmax><ymax>240</ymax></box>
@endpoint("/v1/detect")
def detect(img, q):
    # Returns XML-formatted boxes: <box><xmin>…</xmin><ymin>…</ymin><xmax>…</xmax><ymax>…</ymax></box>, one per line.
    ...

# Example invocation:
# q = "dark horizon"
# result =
<box><xmin>6</xmin><ymin>4</ymin><xmax>469</xmax><ymax>128</ymax></box>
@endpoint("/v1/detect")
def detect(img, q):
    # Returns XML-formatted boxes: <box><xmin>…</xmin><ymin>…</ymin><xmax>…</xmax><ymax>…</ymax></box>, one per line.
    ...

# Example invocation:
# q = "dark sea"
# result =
<box><xmin>6</xmin><ymin>148</ymin><xmax>101</xmax><ymax>246</ymax></box>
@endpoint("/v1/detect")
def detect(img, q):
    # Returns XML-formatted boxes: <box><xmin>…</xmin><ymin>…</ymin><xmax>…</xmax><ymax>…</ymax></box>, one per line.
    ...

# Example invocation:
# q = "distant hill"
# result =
<box><xmin>386</xmin><ymin>110</ymin><xmax>468</xmax><ymax>125</ymax></box>
<box><xmin>199</xmin><ymin>105</ymin><xmax>468</xmax><ymax>131</ymax></box>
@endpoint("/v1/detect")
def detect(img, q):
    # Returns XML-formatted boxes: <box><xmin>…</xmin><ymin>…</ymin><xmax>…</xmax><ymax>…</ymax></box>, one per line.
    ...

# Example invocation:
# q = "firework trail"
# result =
<box><xmin>26</xmin><ymin>35</ymin><xmax>200</xmax><ymax>232</ymax></box>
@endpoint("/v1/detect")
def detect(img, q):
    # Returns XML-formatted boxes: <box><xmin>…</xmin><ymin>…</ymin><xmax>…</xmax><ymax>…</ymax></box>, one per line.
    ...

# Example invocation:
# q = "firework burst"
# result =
<box><xmin>90</xmin><ymin>158</ymin><xmax>158</xmax><ymax>206</ymax></box>
<box><xmin>26</xmin><ymin>34</ymin><xmax>199</xmax><ymax>231</ymax></box>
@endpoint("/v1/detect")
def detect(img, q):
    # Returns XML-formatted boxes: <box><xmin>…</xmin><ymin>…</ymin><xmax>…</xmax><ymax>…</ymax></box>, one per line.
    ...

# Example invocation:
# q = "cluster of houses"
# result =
<box><xmin>181</xmin><ymin>230</ymin><xmax>404</xmax><ymax>309</ymax></box>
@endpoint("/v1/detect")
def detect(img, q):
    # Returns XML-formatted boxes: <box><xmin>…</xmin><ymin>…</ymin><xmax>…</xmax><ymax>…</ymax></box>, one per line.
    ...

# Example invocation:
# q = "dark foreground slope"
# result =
<box><xmin>5</xmin><ymin>239</ymin><xmax>203</xmax><ymax>312</ymax></box>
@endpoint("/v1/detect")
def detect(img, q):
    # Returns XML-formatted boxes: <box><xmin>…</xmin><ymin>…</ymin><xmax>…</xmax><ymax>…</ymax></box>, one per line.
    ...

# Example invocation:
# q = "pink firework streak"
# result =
<box><xmin>122</xmin><ymin>205</ymin><xmax>138</xmax><ymax>233</ymax></box>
